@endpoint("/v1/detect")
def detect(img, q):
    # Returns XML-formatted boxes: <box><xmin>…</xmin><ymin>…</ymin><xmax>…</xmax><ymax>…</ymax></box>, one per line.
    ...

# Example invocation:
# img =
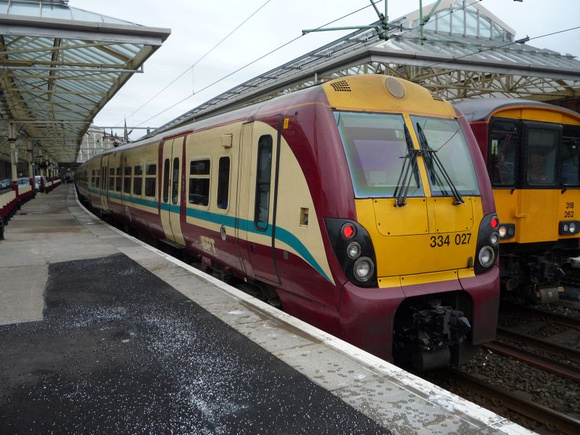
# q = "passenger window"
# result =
<box><xmin>254</xmin><ymin>135</ymin><xmax>273</xmax><ymax>230</ymax></box>
<box><xmin>189</xmin><ymin>159</ymin><xmax>210</xmax><ymax>206</ymax></box>
<box><xmin>123</xmin><ymin>166</ymin><xmax>132</xmax><ymax>194</ymax></box>
<box><xmin>115</xmin><ymin>167</ymin><xmax>122</xmax><ymax>192</ymax></box>
<box><xmin>489</xmin><ymin>120</ymin><xmax>519</xmax><ymax>187</ymax></box>
<box><xmin>145</xmin><ymin>164</ymin><xmax>157</xmax><ymax>197</ymax></box>
<box><xmin>163</xmin><ymin>158</ymin><xmax>170</xmax><ymax>203</ymax></box>
<box><xmin>91</xmin><ymin>169</ymin><xmax>96</xmax><ymax>188</ymax></box>
<box><xmin>172</xmin><ymin>158</ymin><xmax>180</xmax><ymax>204</ymax></box>
<box><xmin>217</xmin><ymin>157</ymin><xmax>230</xmax><ymax>210</ymax></box>
<box><xmin>109</xmin><ymin>168</ymin><xmax>115</xmax><ymax>191</ymax></box>
<box><xmin>133</xmin><ymin>165</ymin><xmax>143</xmax><ymax>196</ymax></box>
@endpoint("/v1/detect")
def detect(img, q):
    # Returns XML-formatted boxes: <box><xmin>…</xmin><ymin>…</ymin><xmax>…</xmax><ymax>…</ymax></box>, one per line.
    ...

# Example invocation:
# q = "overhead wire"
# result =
<box><xmin>132</xmin><ymin>0</ymin><xmax>579</xmax><ymax>130</ymax></box>
<box><xmin>135</xmin><ymin>0</ymin><xmax>383</xmax><ymax>127</ymax></box>
<box><xmin>125</xmin><ymin>0</ymin><xmax>273</xmax><ymax>126</ymax></box>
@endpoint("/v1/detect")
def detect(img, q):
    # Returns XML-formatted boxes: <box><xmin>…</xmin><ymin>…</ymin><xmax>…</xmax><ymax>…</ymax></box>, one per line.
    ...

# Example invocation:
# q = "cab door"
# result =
<box><xmin>160</xmin><ymin>136</ymin><xmax>185</xmax><ymax>245</ymax></box>
<box><xmin>237</xmin><ymin>122</ymin><xmax>280</xmax><ymax>284</ymax></box>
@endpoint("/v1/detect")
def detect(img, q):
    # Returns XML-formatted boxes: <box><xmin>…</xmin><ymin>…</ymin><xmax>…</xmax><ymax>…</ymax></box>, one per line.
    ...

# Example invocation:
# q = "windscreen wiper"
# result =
<box><xmin>394</xmin><ymin>125</ymin><xmax>420</xmax><ymax>207</ymax></box>
<box><xmin>416</xmin><ymin>123</ymin><xmax>464</xmax><ymax>205</ymax></box>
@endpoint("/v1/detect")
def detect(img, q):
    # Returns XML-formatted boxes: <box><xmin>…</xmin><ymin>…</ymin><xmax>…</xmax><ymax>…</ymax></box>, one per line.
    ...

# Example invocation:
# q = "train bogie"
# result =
<box><xmin>77</xmin><ymin>75</ymin><xmax>500</xmax><ymax>371</ymax></box>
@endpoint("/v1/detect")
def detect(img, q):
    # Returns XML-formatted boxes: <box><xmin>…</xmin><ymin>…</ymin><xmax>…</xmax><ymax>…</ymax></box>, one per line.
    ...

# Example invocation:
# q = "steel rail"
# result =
<box><xmin>496</xmin><ymin>327</ymin><xmax>580</xmax><ymax>365</ymax></box>
<box><xmin>484</xmin><ymin>339</ymin><xmax>580</xmax><ymax>383</ymax></box>
<box><xmin>449</xmin><ymin>369</ymin><xmax>580</xmax><ymax>435</ymax></box>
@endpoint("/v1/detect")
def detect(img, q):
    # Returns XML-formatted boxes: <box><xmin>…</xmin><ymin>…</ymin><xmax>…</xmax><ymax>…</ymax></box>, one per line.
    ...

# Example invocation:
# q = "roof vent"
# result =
<box><xmin>330</xmin><ymin>80</ymin><xmax>352</xmax><ymax>92</ymax></box>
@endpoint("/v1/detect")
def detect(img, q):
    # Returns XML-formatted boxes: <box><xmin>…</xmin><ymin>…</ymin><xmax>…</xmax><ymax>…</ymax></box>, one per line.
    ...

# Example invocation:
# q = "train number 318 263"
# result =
<box><xmin>430</xmin><ymin>233</ymin><xmax>472</xmax><ymax>248</ymax></box>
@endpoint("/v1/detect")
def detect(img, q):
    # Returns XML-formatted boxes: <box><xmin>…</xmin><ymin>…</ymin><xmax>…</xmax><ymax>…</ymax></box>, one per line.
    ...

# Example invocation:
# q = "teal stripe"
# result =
<box><xmin>186</xmin><ymin>208</ymin><xmax>331</xmax><ymax>283</ymax></box>
<box><xmin>89</xmin><ymin>188</ymin><xmax>332</xmax><ymax>283</ymax></box>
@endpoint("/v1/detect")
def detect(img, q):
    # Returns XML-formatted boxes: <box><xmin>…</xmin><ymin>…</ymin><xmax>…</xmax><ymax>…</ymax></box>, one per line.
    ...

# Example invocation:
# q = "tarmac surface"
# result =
<box><xmin>1</xmin><ymin>253</ymin><xmax>389</xmax><ymax>434</ymax></box>
<box><xmin>0</xmin><ymin>185</ymin><xmax>532</xmax><ymax>434</ymax></box>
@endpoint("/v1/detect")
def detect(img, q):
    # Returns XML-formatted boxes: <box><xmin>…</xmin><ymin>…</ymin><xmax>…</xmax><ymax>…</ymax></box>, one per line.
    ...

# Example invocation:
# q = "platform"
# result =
<box><xmin>0</xmin><ymin>184</ymin><xmax>531</xmax><ymax>434</ymax></box>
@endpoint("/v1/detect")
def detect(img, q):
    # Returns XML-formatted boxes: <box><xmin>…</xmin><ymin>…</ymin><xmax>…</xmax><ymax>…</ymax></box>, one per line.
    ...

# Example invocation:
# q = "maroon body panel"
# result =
<box><xmin>454</xmin><ymin>107</ymin><xmax>495</xmax><ymax>214</ymax></box>
<box><xmin>460</xmin><ymin>266</ymin><xmax>500</xmax><ymax>345</ymax></box>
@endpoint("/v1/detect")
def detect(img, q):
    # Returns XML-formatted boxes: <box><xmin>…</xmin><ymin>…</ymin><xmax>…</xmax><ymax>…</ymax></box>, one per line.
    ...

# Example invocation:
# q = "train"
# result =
<box><xmin>76</xmin><ymin>74</ymin><xmax>500</xmax><ymax>371</ymax></box>
<box><xmin>455</xmin><ymin>99</ymin><xmax>580</xmax><ymax>304</ymax></box>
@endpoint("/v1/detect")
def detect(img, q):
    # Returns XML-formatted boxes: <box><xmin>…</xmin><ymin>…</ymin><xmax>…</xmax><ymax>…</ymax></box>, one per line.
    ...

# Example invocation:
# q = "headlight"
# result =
<box><xmin>478</xmin><ymin>246</ymin><xmax>495</xmax><ymax>268</ymax></box>
<box><xmin>498</xmin><ymin>224</ymin><xmax>516</xmax><ymax>239</ymax></box>
<box><xmin>346</xmin><ymin>241</ymin><xmax>362</xmax><ymax>259</ymax></box>
<box><xmin>353</xmin><ymin>257</ymin><xmax>375</xmax><ymax>282</ymax></box>
<box><xmin>559</xmin><ymin>220</ymin><xmax>580</xmax><ymax>235</ymax></box>
<box><xmin>489</xmin><ymin>232</ymin><xmax>499</xmax><ymax>246</ymax></box>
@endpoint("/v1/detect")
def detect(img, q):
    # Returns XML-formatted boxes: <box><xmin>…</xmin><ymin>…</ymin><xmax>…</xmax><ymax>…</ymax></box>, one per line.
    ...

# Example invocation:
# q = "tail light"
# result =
<box><xmin>325</xmin><ymin>219</ymin><xmax>377</xmax><ymax>287</ymax></box>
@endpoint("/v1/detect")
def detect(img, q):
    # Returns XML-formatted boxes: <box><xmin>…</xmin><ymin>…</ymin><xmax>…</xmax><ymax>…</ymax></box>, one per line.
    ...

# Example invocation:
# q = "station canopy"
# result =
<box><xmin>0</xmin><ymin>0</ymin><xmax>170</xmax><ymax>165</ymax></box>
<box><xmin>157</xmin><ymin>0</ymin><xmax>580</xmax><ymax>135</ymax></box>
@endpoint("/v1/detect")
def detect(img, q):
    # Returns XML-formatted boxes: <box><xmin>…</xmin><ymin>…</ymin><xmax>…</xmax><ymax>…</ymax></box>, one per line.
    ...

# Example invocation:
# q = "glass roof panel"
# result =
<box><xmin>0</xmin><ymin>0</ymin><xmax>170</xmax><ymax>164</ymax></box>
<box><xmin>1</xmin><ymin>1</ymin><xmax>139</xmax><ymax>26</ymax></box>
<box><xmin>40</xmin><ymin>4</ymin><xmax>73</xmax><ymax>19</ymax></box>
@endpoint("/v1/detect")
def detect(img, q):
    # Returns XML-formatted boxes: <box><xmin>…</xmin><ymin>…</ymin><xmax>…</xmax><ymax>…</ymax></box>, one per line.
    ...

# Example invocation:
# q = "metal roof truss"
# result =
<box><xmin>0</xmin><ymin>8</ymin><xmax>169</xmax><ymax>166</ymax></box>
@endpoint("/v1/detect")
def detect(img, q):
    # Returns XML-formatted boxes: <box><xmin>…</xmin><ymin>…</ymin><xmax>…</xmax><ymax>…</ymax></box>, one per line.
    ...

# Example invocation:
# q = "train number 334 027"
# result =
<box><xmin>430</xmin><ymin>233</ymin><xmax>472</xmax><ymax>248</ymax></box>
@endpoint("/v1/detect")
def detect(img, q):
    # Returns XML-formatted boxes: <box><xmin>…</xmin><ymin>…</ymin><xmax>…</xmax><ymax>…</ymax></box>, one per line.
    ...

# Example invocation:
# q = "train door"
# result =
<box><xmin>237</xmin><ymin>122</ymin><xmax>280</xmax><ymax>284</ymax></box>
<box><xmin>160</xmin><ymin>137</ymin><xmax>186</xmax><ymax>245</ymax></box>
<box><xmin>100</xmin><ymin>154</ymin><xmax>110</xmax><ymax>212</ymax></box>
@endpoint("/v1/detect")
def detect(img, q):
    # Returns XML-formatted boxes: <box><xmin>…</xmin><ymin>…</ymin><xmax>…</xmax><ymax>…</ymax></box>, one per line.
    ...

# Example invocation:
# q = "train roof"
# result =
<box><xmin>454</xmin><ymin>98</ymin><xmax>580</xmax><ymax>123</ymax></box>
<box><xmin>108</xmin><ymin>75</ymin><xmax>454</xmax><ymax>155</ymax></box>
<box><xmin>102</xmin><ymin>83</ymin><xmax>324</xmax><ymax>154</ymax></box>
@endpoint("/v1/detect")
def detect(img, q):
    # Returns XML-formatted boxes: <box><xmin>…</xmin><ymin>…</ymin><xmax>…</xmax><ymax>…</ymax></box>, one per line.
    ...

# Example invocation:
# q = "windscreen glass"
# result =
<box><xmin>412</xmin><ymin>116</ymin><xmax>480</xmax><ymax>196</ymax></box>
<box><xmin>335</xmin><ymin>112</ymin><xmax>423</xmax><ymax>198</ymax></box>
<box><xmin>525</xmin><ymin>125</ymin><xmax>559</xmax><ymax>186</ymax></box>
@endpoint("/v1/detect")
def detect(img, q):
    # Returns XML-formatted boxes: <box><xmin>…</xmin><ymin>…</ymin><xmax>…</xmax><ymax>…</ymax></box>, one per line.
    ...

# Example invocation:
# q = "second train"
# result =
<box><xmin>456</xmin><ymin>98</ymin><xmax>580</xmax><ymax>303</ymax></box>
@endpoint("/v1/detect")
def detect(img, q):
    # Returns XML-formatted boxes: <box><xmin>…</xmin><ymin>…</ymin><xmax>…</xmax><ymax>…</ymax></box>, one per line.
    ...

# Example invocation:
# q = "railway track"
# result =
<box><xmin>445</xmin><ymin>369</ymin><xmax>580</xmax><ymax>435</ymax></box>
<box><xmin>424</xmin><ymin>300</ymin><xmax>580</xmax><ymax>433</ymax></box>
<box><xmin>484</xmin><ymin>337</ymin><xmax>580</xmax><ymax>382</ymax></box>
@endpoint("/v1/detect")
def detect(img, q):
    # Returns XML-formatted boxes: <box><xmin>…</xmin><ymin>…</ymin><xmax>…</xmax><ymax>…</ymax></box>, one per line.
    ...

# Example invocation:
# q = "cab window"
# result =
<box><xmin>412</xmin><ymin>116</ymin><xmax>479</xmax><ymax>196</ymax></box>
<box><xmin>489</xmin><ymin>120</ymin><xmax>519</xmax><ymax>187</ymax></box>
<box><xmin>335</xmin><ymin>112</ymin><xmax>422</xmax><ymax>198</ymax></box>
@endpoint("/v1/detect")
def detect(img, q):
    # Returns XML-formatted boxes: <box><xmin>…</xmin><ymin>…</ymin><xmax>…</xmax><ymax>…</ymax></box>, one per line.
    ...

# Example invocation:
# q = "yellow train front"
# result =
<box><xmin>76</xmin><ymin>75</ymin><xmax>499</xmax><ymax>371</ymax></box>
<box><xmin>456</xmin><ymin>99</ymin><xmax>580</xmax><ymax>304</ymax></box>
